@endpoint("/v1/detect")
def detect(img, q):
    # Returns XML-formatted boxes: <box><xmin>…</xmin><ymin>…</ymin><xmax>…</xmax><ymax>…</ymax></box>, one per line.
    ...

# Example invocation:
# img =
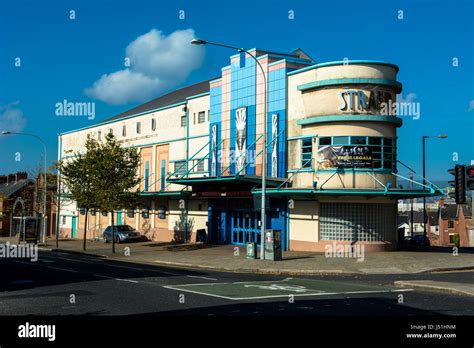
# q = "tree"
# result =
<box><xmin>58</xmin><ymin>133</ymin><xmax>141</xmax><ymax>253</ymax></box>
<box><xmin>91</xmin><ymin>133</ymin><xmax>141</xmax><ymax>253</ymax></box>
<box><xmin>57</xmin><ymin>137</ymin><xmax>100</xmax><ymax>250</ymax></box>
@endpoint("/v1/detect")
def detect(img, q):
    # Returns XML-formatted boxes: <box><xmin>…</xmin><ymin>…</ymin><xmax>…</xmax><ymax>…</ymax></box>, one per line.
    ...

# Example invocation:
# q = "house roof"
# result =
<box><xmin>101</xmin><ymin>79</ymin><xmax>216</xmax><ymax>124</ymax></box>
<box><xmin>439</xmin><ymin>204</ymin><xmax>459</xmax><ymax>220</ymax></box>
<box><xmin>461</xmin><ymin>205</ymin><xmax>472</xmax><ymax>218</ymax></box>
<box><xmin>428</xmin><ymin>211</ymin><xmax>439</xmax><ymax>226</ymax></box>
<box><xmin>0</xmin><ymin>179</ymin><xmax>33</xmax><ymax>197</ymax></box>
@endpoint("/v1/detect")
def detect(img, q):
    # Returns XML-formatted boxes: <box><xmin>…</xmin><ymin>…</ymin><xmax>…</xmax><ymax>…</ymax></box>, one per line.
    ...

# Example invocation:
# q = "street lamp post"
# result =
<box><xmin>1</xmin><ymin>131</ymin><xmax>48</xmax><ymax>243</ymax></box>
<box><xmin>191</xmin><ymin>39</ymin><xmax>268</xmax><ymax>259</ymax></box>
<box><xmin>422</xmin><ymin>134</ymin><xmax>448</xmax><ymax>239</ymax></box>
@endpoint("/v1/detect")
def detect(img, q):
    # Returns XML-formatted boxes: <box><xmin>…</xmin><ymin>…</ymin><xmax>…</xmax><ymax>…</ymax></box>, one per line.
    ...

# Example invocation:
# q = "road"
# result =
<box><xmin>1</xmin><ymin>250</ymin><xmax>474</xmax><ymax>316</ymax></box>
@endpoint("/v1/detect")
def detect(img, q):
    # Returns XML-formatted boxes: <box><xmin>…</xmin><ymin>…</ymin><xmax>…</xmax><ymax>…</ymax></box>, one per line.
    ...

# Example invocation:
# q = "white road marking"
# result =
<box><xmin>47</xmin><ymin>266</ymin><xmax>78</xmax><ymax>273</ymax></box>
<box><xmin>163</xmin><ymin>281</ymin><xmax>415</xmax><ymax>301</ymax></box>
<box><xmin>93</xmin><ymin>274</ymin><xmax>114</xmax><ymax>279</ymax></box>
<box><xmin>115</xmin><ymin>278</ymin><xmax>139</xmax><ymax>283</ymax></box>
<box><xmin>186</xmin><ymin>275</ymin><xmax>217</xmax><ymax>281</ymax></box>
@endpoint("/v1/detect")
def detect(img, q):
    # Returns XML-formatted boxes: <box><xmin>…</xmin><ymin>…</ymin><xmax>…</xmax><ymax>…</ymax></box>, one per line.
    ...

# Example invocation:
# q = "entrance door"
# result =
<box><xmin>71</xmin><ymin>216</ymin><xmax>77</xmax><ymax>238</ymax></box>
<box><xmin>231</xmin><ymin>210</ymin><xmax>261</xmax><ymax>246</ymax></box>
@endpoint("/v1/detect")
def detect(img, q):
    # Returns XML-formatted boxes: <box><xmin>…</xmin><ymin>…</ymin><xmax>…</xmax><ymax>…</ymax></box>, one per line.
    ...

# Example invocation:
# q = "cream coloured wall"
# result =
<box><xmin>289</xmin><ymin>201</ymin><xmax>319</xmax><ymax>243</ymax></box>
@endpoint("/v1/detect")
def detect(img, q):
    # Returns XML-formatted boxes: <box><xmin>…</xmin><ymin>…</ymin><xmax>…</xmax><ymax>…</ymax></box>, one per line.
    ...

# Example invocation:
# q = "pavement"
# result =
<box><xmin>2</xmin><ymin>236</ymin><xmax>473</xmax><ymax>276</ymax></box>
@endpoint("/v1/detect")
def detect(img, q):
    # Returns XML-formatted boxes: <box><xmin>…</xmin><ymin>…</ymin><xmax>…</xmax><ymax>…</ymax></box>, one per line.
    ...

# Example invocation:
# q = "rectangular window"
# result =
<box><xmin>174</xmin><ymin>161</ymin><xmax>186</xmax><ymax>174</ymax></box>
<box><xmin>448</xmin><ymin>220</ymin><xmax>454</xmax><ymax>229</ymax></box>
<box><xmin>122</xmin><ymin>125</ymin><xmax>126</xmax><ymax>137</ymax></box>
<box><xmin>332</xmin><ymin>136</ymin><xmax>349</xmax><ymax>145</ymax></box>
<box><xmin>62</xmin><ymin>216</ymin><xmax>66</xmax><ymax>225</ymax></box>
<box><xmin>196</xmin><ymin>161</ymin><xmax>205</xmax><ymax>172</ymax></box>
<box><xmin>136</xmin><ymin>122</ymin><xmax>141</xmax><ymax>134</ymax></box>
<box><xmin>350</xmin><ymin>136</ymin><xmax>366</xmax><ymax>145</ymax></box>
<box><xmin>181</xmin><ymin>116</ymin><xmax>187</xmax><ymax>127</ymax></box>
<box><xmin>301</xmin><ymin>138</ymin><xmax>313</xmax><ymax>168</ymax></box>
<box><xmin>319</xmin><ymin>137</ymin><xmax>331</xmax><ymax>146</ymax></box>
<box><xmin>144</xmin><ymin>161</ymin><xmax>149</xmax><ymax>192</ymax></box>
<box><xmin>198</xmin><ymin>111</ymin><xmax>206</xmax><ymax>124</ymax></box>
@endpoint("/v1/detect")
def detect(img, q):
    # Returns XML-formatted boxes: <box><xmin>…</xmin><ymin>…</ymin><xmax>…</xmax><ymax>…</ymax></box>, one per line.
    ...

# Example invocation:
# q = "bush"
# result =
<box><xmin>452</xmin><ymin>234</ymin><xmax>460</xmax><ymax>247</ymax></box>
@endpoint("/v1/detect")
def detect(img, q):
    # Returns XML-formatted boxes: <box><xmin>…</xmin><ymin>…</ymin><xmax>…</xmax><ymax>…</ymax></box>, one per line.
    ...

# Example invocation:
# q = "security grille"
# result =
<box><xmin>320</xmin><ymin>203</ymin><xmax>395</xmax><ymax>242</ymax></box>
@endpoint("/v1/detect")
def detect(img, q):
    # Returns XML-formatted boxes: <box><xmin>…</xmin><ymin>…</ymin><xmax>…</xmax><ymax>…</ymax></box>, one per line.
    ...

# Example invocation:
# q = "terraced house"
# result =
<box><xmin>58</xmin><ymin>48</ymin><xmax>443</xmax><ymax>251</ymax></box>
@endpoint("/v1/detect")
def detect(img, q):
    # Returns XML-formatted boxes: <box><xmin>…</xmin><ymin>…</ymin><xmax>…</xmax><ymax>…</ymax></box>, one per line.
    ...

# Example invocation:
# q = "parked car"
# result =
<box><xmin>102</xmin><ymin>225</ymin><xmax>142</xmax><ymax>243</ymax></box>
<box><xmin>411</xmin><ymin>235</ymin><xmax>430</xmax><ymax>246</ymax></box>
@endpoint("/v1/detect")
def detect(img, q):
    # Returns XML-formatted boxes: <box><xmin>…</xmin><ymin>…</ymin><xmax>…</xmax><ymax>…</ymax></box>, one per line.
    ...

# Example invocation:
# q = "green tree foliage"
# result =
<box><xmin>58</xmin><ymin>133</ymin><xmax>141</xmax><ymax>252</ymax></box>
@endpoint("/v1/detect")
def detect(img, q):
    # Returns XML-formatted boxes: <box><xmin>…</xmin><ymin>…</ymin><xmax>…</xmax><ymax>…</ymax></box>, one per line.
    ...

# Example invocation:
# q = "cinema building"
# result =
<box><xmin>58</xmin><ymin>48</ymin><xmax>442</xmax><ymax>252</ymax></box>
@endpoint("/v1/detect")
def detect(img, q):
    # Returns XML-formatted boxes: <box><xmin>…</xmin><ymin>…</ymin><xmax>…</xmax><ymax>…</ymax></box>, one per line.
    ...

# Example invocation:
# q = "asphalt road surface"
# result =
<box><xmin>1</xmin><ymin>250</ymin><xmax>474</xmax><ymax>316</ymax></box>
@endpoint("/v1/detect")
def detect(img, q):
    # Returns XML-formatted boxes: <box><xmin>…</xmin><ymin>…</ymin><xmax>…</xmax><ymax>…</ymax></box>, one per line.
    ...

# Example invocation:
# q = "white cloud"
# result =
<box><xmin>0</xmin><ymin>102</ymin><xmax>27</xmax><ymax>133</ymax></box>
<box><xmin>467</xmin><ymin>100</ymin><xmax>474</xmax><ymax>112</ymax></box>
<box><xmin>85</xmin><ymin>29</ymin><xmax>205</xmax><ymax>105</ymax></box>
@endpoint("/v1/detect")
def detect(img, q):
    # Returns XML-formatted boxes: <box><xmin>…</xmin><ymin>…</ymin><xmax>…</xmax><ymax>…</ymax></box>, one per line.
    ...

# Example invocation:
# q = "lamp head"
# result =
<box><xmin>191</xmin><ymin>38</ymin><xmax>206</xmax><ymax>45</ymax></box>
<box><xmin>1</xmin><ymin>131</ymin><xmax>11</xmax><ymax>135</ymax></box>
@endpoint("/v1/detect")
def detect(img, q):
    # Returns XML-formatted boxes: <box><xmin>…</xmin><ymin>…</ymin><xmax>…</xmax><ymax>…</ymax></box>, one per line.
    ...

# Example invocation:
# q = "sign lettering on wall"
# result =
<box><xmin>339</xmin><ymin>90</ymin><xmax>394</xmax><ymax>113</ymax></box>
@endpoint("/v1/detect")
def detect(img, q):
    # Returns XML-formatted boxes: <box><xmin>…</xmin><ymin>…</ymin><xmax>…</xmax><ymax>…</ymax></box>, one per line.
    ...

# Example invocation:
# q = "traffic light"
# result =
<box><xmin>448</xmin><ymin>165</ymin><xmax>466</xmax><ymax>204</ymax></box>
<box><xmin>466</xmin><ymin>165</ymin><xmax>474</xmax><ymax>191</ymax></box>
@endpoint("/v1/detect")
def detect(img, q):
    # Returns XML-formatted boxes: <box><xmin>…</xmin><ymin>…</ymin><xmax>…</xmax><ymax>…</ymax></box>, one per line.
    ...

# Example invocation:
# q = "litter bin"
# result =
<box><xmin>246</xmin><ymin>242</ymin><xmax>257</xmax><ymax>259</ymax></box>
<box><xmin>264</xmin><ymin>229</ymin><xmax>282</xmax><ymax>261</ymax></box>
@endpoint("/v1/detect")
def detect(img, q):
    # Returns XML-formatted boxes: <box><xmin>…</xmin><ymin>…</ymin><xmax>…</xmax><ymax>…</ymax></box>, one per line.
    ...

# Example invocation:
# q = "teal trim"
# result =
<box><xmin>297</xmin><ymin>78</ymin><xmax>402</xmax><ymax>92</ymax></box>
<box><xmin>288</xmin><ymin>168</ymin><xmax>315</xmax><ymax>173</ymax></box>
<box><xmin>140</xmin><ymin>191</ymin><xmax>184</xmax><ymax>197</ymax></box>
<box><xmin>297</xmin><ymin>115</ymin><xmax>403</xmax><ymax>127</ymax></box>
<box><xmin>60</xmin><ymin>101</ymin><xmax>187</xmax><ymax>135</ymax></box>
<box><xmin>210</xmin><ymin>78</ymin><xmax>222</xmax><ymax>83</ymax></box>
<box><xmin>186</xmin><ymin>92</ymin><xmax>210</xmax><ymax>100</ymax></box>
<box><xmin>252</xmin><ymin>188</ymin><xmax>443</xmax><ymax>199</ymax></box>
<box><xmin>128</xmin><ymin>134</ymin><xmax>208</xmax><ymax>149</ymax></box>
<box><xmin>287</xmin><ymin>135</ymin><xmax>318</xmax><ymax>141</ymax></box>
<box><xmin>316</xmin><ymin>168</ymin><xmax>394</xmax><ymax>174</ymax></box>
<box><xmin>287</xmin><ymin>60</ymin><xmax>400</xmax><ymax>76</ymax></box>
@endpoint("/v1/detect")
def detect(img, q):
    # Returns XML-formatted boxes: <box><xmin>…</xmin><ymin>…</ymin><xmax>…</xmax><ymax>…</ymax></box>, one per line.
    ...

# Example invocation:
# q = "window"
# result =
<box><xmin>301</xmin><ymin>138</ymin><xmax>313</xmax><ymax>168</ymax></box>
<box><xmin>198</xmin><ymin>111</ymin><xmax>206</xmax><ymax>124</ymax></box>
<box><xmin>196</xmin><ymin>161</ymin><xmax>205</xmax><ymax>172</ymax></box>
<box><xmin>108</xmin><ymin>128</ymin><xmax>113</xmax><ymax>135</ymax></box>
<box><xmin>98</xmin><ymin>131</ymin><xmax>102</xmax><ymax>140</ymax></box>
<box><xmin>151</xmin><ymin>118</ymin><xmax>156</xmax><ymax>131</ymax></box>
<box><xmin>174</xmin><ymin>161</ymin><xmax>186</xmax><ymax>174</ymax></box>
<box><xmin>333</xmin><ymin>136</ymin><xmax>349</xmax><ymax>145</ymax></box>
<box><xmin>122</xmin><ymin>125</ymin><xmax>126</xmax><ymax>137</ymax></box>
<box><xmin>448</xmin><ymin>220</ymin><xmax>454</xmax><ymax>229</ymax></box>
<box><xmin>62</xmin><ymin>216</ymin><xmax>66</xmax><ymax>225</ymax></box>
<box><xmin>181</xmin><ymin>116</ymin><xmax>187</xmax><ymax>127</ymax></box>
<box><xmin>136</xmin><ymin>122</ymin><xmax>141</xmax><ymax>134</ymax></box>
<box><xmin>319</xmin><ymin>137</ymin><xmax>331</xmax><ymax>145</ymax></box>
<box><xmin>350</xmin><ymin>136</ymin><xmax>366</xmax><ymax>145</ymax></box>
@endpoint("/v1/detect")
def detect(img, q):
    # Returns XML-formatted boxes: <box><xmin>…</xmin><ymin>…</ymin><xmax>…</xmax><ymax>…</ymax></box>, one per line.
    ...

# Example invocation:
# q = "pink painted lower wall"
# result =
<box><xmin>289</xmin><ymin>240</ymin><xmax>397</xmax><ymax>252</ymax></box>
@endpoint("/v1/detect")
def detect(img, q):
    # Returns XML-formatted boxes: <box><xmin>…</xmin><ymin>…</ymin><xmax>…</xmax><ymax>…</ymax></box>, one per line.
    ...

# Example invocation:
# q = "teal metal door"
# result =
<box><xmin>117</xmin><ymin>210</ymin><xmax>122</xmax><ymax>225</ymax></box>
<box><xmin>71</xmin><ymin>216</ymin><xmax>77</xmax><ymax>238</ymax></box>
<box><xmin>231</xmin><ymin>210</ymin><xmax>261</xmax><ymax>246</ymax></box>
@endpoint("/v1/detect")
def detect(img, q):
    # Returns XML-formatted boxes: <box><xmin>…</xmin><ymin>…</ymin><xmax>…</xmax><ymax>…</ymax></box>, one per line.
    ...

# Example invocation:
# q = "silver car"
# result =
<box><xmin>103</xmin><ymin>225</ymin><xmax>142</xmax><ymax>243</ymax></box>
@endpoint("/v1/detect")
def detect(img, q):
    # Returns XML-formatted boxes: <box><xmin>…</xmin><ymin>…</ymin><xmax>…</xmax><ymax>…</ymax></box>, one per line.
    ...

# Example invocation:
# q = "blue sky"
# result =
<box><xmin>0</xmin><ymin>0</ymin><xmax>472</xmax><ymax>180</ymax></box>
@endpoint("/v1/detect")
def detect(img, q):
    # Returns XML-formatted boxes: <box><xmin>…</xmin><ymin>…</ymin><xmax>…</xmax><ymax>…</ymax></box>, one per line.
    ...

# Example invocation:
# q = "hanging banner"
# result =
<box><xmin>317</xmin><ymin>145</ymin><xmax>373</xmax><ymax>169</ymax></box>
<box><xmin>235</xmin><ymin>107</ymin><xmax>247</xmax><ymax>174</ymax></box>
<box><xmin>271</xmin><ymin>113</ymin><xmax>278</xmax><ymax>177</ymax></box>
<box><xmin>211</xmin><ymin>124</ymin><xmax>218</xmax><ymax>177</ymax></box>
